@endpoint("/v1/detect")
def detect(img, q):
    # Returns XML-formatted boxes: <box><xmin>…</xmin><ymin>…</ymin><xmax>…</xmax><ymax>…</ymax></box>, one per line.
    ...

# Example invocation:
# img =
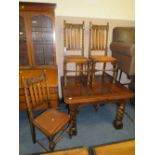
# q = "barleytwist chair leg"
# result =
<box><xmin>89</xmin><ymin>61</ymin><xmax>93</xmax><ymax>85</ymax></box>
<box><xmin>91</xmin><ymin>62</ymin><xmax>96</xmax><ymax>84</ymax></box>
<box><xmin>102</xmin><ymin>63</ymin><xmax>106</xmax><ymax>78</ymax></box>
<box><xmin>48</xmin><ymin>137</ymin><xmax>56</xmax><ymax>151</ymax></box>
<box><xmin>87</xmin><ymin>62</ymin><xmax>90</xmax><ymax>85</ymax></box>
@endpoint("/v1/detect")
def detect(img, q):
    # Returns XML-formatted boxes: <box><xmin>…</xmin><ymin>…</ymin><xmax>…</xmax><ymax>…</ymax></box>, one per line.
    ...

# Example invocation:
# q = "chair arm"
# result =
<box><xmin>110</xmin><ymin>42</ymin><xmax>135</xmax><ymax>57</ymax></box>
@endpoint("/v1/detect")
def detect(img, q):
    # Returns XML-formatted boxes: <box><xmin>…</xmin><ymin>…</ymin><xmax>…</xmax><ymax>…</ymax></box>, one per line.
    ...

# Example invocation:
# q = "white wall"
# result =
<box><xmin>20</xmin><ymin>0</ymin><xmax>135</xmax><ymax>20</ymax></box>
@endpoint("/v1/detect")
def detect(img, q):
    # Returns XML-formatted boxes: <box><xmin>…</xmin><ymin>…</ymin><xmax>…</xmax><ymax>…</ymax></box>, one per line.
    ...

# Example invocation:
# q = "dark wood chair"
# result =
<box><xmin>63</xmin><ymin>21</ymin><xmax>90</xmax><ymax>87</ymax></box>
<box><xmin>21</xmin><ymin>70</ymin><xmax>70</xmax><ymax>151</ymax></box>
<box><xmin>89</xmin><ymin>22</ymin><xmax>118</xmax><ymax>84</ymax></box>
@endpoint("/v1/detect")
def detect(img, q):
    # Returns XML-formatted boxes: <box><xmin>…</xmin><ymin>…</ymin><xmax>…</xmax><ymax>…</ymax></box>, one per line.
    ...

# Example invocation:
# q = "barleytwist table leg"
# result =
<box><xmin>69</xmin><ymin>104</ymin><xmax>78</xmax><ymax>137</ymax></box>
<box><xmin>113</xmin><ymin>100</ymin><xmax>127</xmax><ymax>129</ymax></box>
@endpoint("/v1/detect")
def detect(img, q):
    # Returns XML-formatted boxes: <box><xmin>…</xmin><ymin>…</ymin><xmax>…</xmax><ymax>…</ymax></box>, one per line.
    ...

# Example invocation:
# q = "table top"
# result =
<box><xmin>62</xmin><ymin>74</ymin><xmax>134</xmax><ymax>104</ymax></box>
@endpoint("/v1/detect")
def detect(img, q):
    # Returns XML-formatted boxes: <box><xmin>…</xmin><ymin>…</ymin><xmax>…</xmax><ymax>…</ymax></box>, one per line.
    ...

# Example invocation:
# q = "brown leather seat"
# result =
<box><xmin>33</xmin><ymin>109</ymin><xmax>70</xmax><ymax>136</ymax></box>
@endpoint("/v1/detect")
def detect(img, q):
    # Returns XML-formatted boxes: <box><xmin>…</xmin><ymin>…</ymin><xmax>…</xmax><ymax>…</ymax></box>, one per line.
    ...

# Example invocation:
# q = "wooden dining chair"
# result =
<box><xmin>89</xmin><ymin>22</ymin><xmax>118</xmax><ymax>84</ymax></box>
<box><xmin>21</xmin><ymin>70</ymin><xmax>70</xmax><ymax>151</ymax></box>
<box><xmin>63</xmin><ymin>20</ymin><xmax>90</xmax><ymax>87</ymax></box>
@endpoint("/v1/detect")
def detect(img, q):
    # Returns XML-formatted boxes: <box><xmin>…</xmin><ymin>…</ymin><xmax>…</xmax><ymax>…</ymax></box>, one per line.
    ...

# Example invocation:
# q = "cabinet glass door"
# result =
<box><xmin>19</xmin><ymin>16</ymin><xmax>29</xmax><ymax>66</ymax></box>
<box><xmin>31</xmin><ymin>15</ymin><xmax>54</xmax><ymax>66</ymax></box>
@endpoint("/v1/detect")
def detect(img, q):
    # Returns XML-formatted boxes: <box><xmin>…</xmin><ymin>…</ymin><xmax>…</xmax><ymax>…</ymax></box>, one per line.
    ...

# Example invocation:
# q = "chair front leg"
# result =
<box><xmin>48</xmin><ymin>136</ymin><xmax>56</xmax><ymax>151</ymax></box>
<box><xmin>102</xmin><ymin>63</ymin><xmax>106</xmax><ymax>77</ymax></box>
<box><xmin>91</xmin><ymin>61</ymin><xmax>96</xmax><ymax>84</ymax></box>
<box><xmin>75</xmin><ymin>64</ymin><xmax>78</xmax><ymax>78</ymax></box>
<box><xmin>87</xmin><ymin>62</ymin><xmax>91</xmax><ymax>85</ymax></box>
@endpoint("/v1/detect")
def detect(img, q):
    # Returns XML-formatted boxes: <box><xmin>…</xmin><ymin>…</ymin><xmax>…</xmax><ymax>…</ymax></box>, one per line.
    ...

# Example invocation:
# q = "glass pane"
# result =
<box><xmin>19</xmin><ymin>16</ymin><xmax>29</xmax><ymax>66</ymax></box>
<box><xmin>31</xmin><ymin>16</ymin><xmax>54</xmax><ymax>65</ymax></box>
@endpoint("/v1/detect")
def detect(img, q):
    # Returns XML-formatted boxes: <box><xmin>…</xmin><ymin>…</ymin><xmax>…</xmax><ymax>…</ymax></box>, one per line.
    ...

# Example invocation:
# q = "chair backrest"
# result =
<box><xmin>89</xmin><ymin>22</ymin><xmax>109</xmax><ymax>57</ymax></box>
<box><xmin>22</xmin><ymin>71</ymin><xmax>51</xmax><ymax>119</ymax></box>
<box><xmin>64</xmin><ymin>20</ymin><xmax>85</xmax><ymax>56</ymax></box>
<box><xmin>112</xmin><ymin>27</ymin><xmax>135</xmax><ymax>44</ymax></box>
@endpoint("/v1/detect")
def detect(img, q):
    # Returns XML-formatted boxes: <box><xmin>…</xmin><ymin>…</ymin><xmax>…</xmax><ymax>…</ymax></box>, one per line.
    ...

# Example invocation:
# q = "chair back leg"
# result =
<box><xmin>30</xmin><ymin>124</ymin><xmax>36</xmax><ymax>143</ymax></box>
<box><xmin>26</xmin><ymin>111</ymin><xmax>36</xmax><ymax>143</ymax></box>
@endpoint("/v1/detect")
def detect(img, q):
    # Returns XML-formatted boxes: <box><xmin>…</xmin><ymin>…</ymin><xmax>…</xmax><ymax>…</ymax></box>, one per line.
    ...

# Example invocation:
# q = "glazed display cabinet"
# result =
<box><xmin>19</xmin><ymin>2</ymin><xmax>59</xmax><ymax>110</ymax></box>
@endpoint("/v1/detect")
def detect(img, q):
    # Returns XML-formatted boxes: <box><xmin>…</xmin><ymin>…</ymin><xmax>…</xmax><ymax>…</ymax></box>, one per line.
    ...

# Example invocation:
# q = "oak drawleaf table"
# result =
<box><xmin>61</xmin><ymin>74</ymin><xmax>134</xmax><ymax>136</ymax></box>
